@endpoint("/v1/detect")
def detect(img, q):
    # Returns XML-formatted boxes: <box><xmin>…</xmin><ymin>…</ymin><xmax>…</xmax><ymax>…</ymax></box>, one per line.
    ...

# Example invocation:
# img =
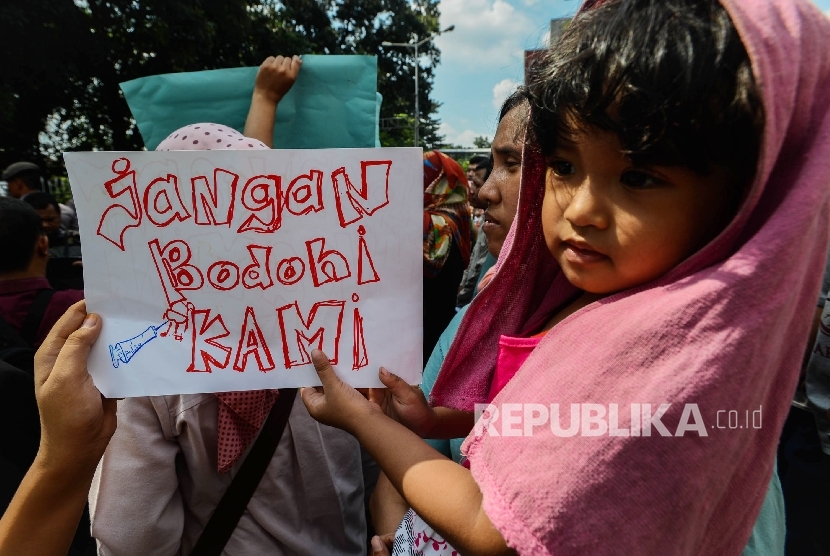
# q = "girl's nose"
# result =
<box><xmin>562</xmin><ymin>179</ymin><xmax>609</xmax><ymax>229</ymax></box>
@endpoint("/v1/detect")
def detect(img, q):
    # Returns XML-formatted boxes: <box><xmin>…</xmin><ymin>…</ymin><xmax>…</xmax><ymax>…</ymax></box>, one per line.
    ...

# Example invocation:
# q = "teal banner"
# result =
<box><xmin>120</xmin><ymin>55</ymin><xmax>379</xmax><ymax>150</ymax></box>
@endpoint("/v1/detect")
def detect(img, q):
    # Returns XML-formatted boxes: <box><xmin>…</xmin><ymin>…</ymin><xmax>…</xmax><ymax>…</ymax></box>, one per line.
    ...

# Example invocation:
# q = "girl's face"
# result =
<box><xmin>542</xmin><ymin>124</ymin><xmax>736</xmax><ymax>295</ymax></box>
<box><xmin>479</xmin><ymin>103</ymin><xmax>527</xmax><ymax>257</ymax></box>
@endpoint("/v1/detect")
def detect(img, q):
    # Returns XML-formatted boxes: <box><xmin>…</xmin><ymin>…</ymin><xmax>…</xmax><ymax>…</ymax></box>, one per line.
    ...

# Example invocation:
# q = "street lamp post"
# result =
<box><xmin>382</xmin><ymin>25</ymin><xmax>454</xmax><ymax>148</ymax></box>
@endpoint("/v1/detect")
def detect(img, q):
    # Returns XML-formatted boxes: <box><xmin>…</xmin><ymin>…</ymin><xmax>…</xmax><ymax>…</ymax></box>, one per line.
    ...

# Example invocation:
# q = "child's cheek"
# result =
<box><xmin>541</xmin><ymin>187</ymin><xmax>564</xmax><ymax>255</ymax></box>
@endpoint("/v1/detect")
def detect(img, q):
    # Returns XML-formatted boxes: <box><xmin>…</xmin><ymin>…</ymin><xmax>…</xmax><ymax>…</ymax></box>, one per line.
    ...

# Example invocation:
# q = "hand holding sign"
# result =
<box><xmin>301</xmin><ymin>349</ymin><xmax>379</xmax><ymax>434</ymax></box>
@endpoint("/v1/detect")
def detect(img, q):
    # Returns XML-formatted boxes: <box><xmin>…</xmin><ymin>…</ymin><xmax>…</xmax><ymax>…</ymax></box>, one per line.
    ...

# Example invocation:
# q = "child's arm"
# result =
<box><xmin>0</xmin><ymin>302</ymin><xmax>116</xmax><ymax>556</ymax></box>
<box><xmin>302</xmin><ymin>351</ymin><xmax>516</xmax><ymax>556</ymax></box>
<box><xmin>243</xmin><ymin>55</ymin><xmax>302</xmax><ymax>147</ymax></box>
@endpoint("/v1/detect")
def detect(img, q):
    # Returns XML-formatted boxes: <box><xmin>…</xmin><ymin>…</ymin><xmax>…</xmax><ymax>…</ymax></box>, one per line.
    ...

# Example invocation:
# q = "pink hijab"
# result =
<box><xmin>157</xmin><ymin>123</ymin><xmax>277</xmax><ymax>474</ymax></box>
<box><xmin>430</xmin><ymin>0</ymin><xmax>830</xmax><ymax>554</ymax></box>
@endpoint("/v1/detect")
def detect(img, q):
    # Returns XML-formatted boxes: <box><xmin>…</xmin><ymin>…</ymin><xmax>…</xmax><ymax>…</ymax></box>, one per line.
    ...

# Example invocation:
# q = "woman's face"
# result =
<box><xmin>479</xmin><ymin>103</ymin><xmax>527</xmax><ymax>257</ymax></box>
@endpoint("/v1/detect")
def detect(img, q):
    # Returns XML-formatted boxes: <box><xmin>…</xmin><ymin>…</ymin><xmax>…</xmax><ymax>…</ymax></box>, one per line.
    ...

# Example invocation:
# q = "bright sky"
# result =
<box><xmin>431</xmin><ymin>0</ymin><xmax>830</xmax><ymax>147</ymax></box>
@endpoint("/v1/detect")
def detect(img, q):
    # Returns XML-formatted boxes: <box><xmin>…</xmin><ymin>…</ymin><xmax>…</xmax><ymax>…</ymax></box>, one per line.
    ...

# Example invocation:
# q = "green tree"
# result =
<box><xmin>472</xmin><ymin>135</ymin><xmax>492</xmax><ymax>149</ymax></box>
<box><xmin>0</xmin><ymin>0</ymin><xmax>92</xmax><ymax>171</ymax></box>
<box><xmin>0</xmin><ymin>0</ymin><xmax>445</xmax><ymax>174</ymax></box>
<box><xmin>329</xmin><ymin>0</ymin><xmax>442</xmax><ymax>147</ymax></box>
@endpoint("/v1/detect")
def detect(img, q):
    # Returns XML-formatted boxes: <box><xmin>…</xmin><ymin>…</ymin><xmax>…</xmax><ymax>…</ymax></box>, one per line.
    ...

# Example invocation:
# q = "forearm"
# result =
<box><xmin>0</xmin><ymin>455</ymin><xmax>96</xmax><ymax>556</ymax></box>
<box><xmin>370</xmin><ymin>471</ymin><xmax>409</xmax><ymax>535</ymax></box>
<box><xmin>243</xmin><ymin>90</ymin><xmax>278</xmax><ymax>147</ymax></box>
<box><xmin>354</xmin><ymin>411</ymin><xmax>512</xmax><ymax>556</ymax></box>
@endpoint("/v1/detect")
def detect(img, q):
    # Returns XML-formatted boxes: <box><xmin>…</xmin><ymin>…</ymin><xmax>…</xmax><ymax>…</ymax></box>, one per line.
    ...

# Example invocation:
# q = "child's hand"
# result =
<box><xmin>301</xmin><ymin>349</ymin><xmax>378</xmax><ymax>434</ymax></box>
<box><xmin>368</xmin><ymin>368</ymin><xmax>436</xmax><ymax>437</ymax></box>
<box><xmin>370</xmin><ymin>533</ymin><xmax>395</xmax><ymax>556</ymax></box>
<box><xmin>254</xmin><ymin>55</ymin><xmax>302</xmax><ymax>104</ymax></box>
<box><xmin>33</xmin><ymin>301</ymin><xmax>117</xmax><ymax>474</ymax></box>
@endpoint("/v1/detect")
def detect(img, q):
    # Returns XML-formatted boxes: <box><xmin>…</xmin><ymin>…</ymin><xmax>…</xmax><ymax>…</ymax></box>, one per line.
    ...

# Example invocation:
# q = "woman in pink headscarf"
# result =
<box><xmin>298</xmin><ymin>0</ymin><xmax>830</xmax><ymax>554</ymax></box>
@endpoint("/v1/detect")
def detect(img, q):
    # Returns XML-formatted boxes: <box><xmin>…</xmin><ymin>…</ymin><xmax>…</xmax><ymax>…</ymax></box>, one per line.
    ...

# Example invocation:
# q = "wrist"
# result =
<box><xmin>251</xmin><ymin>88</ymin><xmax>283</xmax><ymax>106</ymax></box>
<box><xmin>418</xmin><ymin>408</ymin><xmax>440</xmax><ymax>438</ymax></box>
<box><xmin>29</xmin><ymin>450</ymin><xmax>98</xmax><ymax>497</ymax></box>
<box><xmin>346</xmin><ymin>403</ymin><xmax>387</xmax><ymax>437</ymax></box>
<box><xmin>35</xmin><ymin>438</ymin><xmax>105</xmax><ymax>485</ymax></box>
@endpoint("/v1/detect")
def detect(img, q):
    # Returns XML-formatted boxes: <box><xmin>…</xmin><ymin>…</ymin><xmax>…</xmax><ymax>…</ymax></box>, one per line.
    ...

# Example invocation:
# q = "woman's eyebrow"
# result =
<box><xmin>494</xmin><ymin>145</ymin><xmax>521</xmax><ymax>158</ymax></box>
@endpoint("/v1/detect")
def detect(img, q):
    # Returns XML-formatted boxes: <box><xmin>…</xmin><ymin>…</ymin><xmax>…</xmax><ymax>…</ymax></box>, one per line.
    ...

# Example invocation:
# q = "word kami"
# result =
<box><xmin>188</xmin><ymin>301</ymin><xmax>369</xmax><ymax>373</ymax></box>
<box><xmin>97</xmin><ymin>157</ymin><xmax>392</xmax><ymax>251</ymax></box>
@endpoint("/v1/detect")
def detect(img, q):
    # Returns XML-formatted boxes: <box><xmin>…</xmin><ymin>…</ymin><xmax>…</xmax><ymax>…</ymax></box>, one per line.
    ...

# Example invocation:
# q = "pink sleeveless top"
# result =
<box><xmin>486</xmin><ymin>334</ymin><xmax>544</xmax><ymax>402</ymax></box>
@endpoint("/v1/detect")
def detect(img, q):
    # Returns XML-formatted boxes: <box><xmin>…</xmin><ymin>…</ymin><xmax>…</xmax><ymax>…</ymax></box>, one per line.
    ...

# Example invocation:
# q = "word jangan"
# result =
<box><xmin>97</xmin><ymin>157</ymin><xmax>393</xmax><ymax>250</ymax></box>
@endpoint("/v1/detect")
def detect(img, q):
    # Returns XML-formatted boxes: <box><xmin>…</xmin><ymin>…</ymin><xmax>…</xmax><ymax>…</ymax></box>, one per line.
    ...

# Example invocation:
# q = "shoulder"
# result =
<box><xmin>50</xmin><ymin>289</ymin><xmax>84</xmax><ymax>308</ymax></box>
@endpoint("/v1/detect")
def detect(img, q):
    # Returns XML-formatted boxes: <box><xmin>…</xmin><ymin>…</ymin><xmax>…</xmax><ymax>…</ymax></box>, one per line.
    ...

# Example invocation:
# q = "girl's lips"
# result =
<box><xmin>562</xmin><ymin>241</ymin><xmax>607</xmax><ymax>264</ymax></box>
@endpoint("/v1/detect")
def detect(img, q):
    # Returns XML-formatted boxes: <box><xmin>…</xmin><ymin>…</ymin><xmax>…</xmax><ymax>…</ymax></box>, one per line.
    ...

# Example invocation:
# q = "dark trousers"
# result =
<box><xmin>777</xmin><ymin>406</ymin><xmax>830</xmax><ymax>556</ymax></box>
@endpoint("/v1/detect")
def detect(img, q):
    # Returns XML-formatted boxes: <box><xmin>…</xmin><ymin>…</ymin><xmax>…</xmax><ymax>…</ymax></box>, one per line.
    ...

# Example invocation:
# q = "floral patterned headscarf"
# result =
<box><xmin>422</xmin><ymin>150</ymin><xmax>472</xmax><ymax>278</ymax></box>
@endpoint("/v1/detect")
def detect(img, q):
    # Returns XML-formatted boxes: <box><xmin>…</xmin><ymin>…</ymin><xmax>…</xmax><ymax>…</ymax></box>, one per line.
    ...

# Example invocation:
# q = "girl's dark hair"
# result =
<box><xmin>529</xmin><ymin>0</ymin><xmax>764</xmax><ymax>187</ymax></box>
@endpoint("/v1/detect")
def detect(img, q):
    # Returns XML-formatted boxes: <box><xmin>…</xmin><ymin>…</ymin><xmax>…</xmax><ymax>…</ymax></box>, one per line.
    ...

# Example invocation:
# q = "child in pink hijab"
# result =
<box><xmin>298</xmin><ymin>0</ymin><xmax>830</xmax><ymax>554</ymax></box>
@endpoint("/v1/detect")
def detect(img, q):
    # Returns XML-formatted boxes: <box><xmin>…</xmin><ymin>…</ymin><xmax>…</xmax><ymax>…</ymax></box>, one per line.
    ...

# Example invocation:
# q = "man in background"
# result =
<box><xmin>2</xmin><ymin>162</ymin><xmax>42</xmax><ymax>200</ymax></box>
<box><xmin>0</xmin><ymin>198</ymin><xmax>83</xmax><ymax>347</ymax></box>
<box><xmin>457</xmin><ymin>155</ymin><xmax>492</xmax><ymax>307</ymax></box>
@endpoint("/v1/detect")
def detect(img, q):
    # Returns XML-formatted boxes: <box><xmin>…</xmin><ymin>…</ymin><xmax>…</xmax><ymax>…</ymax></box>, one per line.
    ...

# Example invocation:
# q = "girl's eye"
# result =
<box><xmin>550</xmin><ymin>159</ymin><xmax>575</xmax><ymax>177</ymax></box>
<box><xmin>620</xmin><ymin>170</ymin><xmax>661</xmax><ymax>189</ymax></box>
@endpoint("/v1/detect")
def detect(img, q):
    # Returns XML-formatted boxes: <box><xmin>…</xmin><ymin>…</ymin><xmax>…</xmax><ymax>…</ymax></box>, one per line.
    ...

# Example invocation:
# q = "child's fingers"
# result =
<box><xmin>34</xmin><ymin>300</ymin><xmax>90</xmax><ymax>387</ymax></box>
<box><xmin>371</xmin><ymin>535</ymin><xmax>391</xmax><ymax>556</ymax></box>
<box><xmin>289</xmin><ymin>55</ymin><xmax>302</xmax><ymax>75</ymax></box>
<box><xmin>299</xmin><ymin>386</ymin><xmax>320</xmax><ymax>407</ymax></box>
<box><xmin>366</xmin><ymin>387</ymin><xmax>386</xmax><ymax>406</ymax></box>
<box><xmin>378</xmin><ymin>367</ymin><xmax>411</xmax><ymax>397</ymax></box>
<box><xmin>310</xmin><ymin>349</ymin><xmax>340</xmax><ymax>389</ymax></box>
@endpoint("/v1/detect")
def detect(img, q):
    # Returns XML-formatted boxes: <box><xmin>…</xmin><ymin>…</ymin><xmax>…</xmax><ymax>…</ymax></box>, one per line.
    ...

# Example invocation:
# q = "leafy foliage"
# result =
<box><xmin>472</xmin><ymin>135</ymin><xmax>492</xmax><ymax>149</ymax></box>
<box><xmin>0</xmin><ymin>0</ymin><xmax>444</xmax><ymax>176</ymax></box>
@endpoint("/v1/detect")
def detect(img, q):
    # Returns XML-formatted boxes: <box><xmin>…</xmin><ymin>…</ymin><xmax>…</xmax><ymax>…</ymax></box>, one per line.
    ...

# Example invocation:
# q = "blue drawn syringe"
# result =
<box><xmin>109</xmin><ymin>322</ymin><xmax>168</xmax><ymax>368</ymax></box>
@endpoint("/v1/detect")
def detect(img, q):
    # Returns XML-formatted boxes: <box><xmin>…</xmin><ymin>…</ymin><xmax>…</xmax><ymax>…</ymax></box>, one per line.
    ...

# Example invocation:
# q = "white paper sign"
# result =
<box><xmin>64</xmin><ymin>148</ymin><xmax>423</xmax><ymax>398</ymax></box>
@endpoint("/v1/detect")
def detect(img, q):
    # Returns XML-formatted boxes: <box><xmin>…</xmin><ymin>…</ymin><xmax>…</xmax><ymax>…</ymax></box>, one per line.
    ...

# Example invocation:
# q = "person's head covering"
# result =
<box><xmin>155</xmin><ymin>122</ymin><xmax>268</xmax><ymax>151</ymax></box>
<box><xmin>156</xmin><ymin>122</ymin><xmax>270</xmax><ymax>151</ymax></box>
<box><xmin>1</xmin><ymin>161</ymin><xmax>41</xmax><ymax>182</ymax></box>
<box><xmin>156</xmin><ymin>122</ymin><xmax>276</xmax><ymax>474</ymax></box>
<box><xmin>422</xmin><ymin>150</ymin><xmax>472</xmax><ymax>278</ymax></box>
<box><xmin>430</xmin><ymin>0</ymin><xmax>830</xmax><ymax>553</ymax></box>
